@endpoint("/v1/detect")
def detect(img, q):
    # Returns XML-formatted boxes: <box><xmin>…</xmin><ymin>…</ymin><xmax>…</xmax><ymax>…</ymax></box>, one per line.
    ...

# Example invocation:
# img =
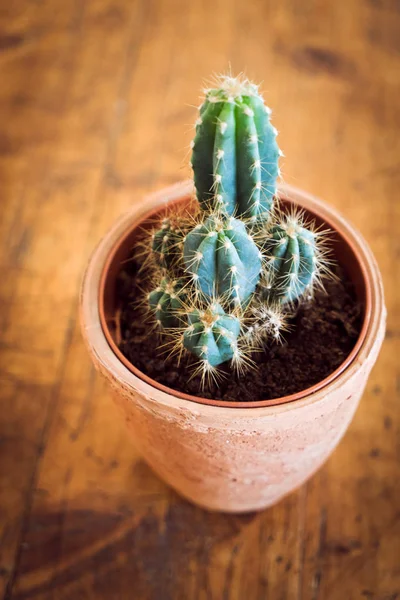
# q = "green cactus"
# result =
<box><xmin>183</xmin><ymin>303</ymin><xmax>241</xmax><ymax>367</ymax></box>
<box><xmin>152</xmin><ymin>217</ymin><xmax>183</xmax><ymax>270</ymax></box>
<box><xmin>148</xmin><ymin>278</ymin><xmax>184</xmax><ymax>328</ymax></box>
<box><xmin>191</xmin><ymin>76</ymin><xmax>281</xmax><ymax>221</ymax></box>
<box><xmin>143</xmin><ymin>75</ymin><xmax>330</xmax><ymax>383</ymax></box>
<box><xmin>183</xmin><ymin>214</ymin><xmax>261</xmax><ymax>305</ymax></box>
<box><xmin>262</xmin><ymin>217</ymin><xmax>317</xmax><ymax>304</ymax></box>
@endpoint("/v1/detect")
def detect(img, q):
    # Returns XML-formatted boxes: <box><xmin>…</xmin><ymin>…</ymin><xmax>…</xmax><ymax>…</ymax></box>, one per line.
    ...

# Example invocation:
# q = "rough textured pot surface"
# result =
<box><xmin>80</xmin><ymin>181</ymin><xmax>386</xmax><ymax>513</ymax></box>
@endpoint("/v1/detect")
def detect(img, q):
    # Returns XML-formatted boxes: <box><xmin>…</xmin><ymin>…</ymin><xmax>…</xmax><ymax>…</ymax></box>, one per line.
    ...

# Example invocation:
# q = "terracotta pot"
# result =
<box><xmin>80</xmin><ymin>181</ymin><xmax>386</xmax><ymax>513</ymax></box>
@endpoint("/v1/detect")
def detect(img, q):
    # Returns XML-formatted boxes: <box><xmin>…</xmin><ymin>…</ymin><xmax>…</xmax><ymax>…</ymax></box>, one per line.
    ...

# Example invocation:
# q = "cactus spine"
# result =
<box><xmin>151</xmin><ymin>218</ymin><xmax>182</xmax><ymax>270</ymax></box>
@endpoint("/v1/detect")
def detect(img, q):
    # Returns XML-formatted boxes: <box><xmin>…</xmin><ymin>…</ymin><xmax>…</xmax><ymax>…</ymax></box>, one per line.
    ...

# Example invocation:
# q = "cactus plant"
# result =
<box><xmin>183</xmin><ymin>214</ymin><xmax>261</xmax><ymax>305</ymax></box>
<box><xmin>151</xmin><ymin>218</ymin><xmax>182</xmax><ymax>270</ymax></box>
<box><xmin>261</xmin><ymin>214</ymin><xmax>319</xmax><ymax>304</ymax></box>
<box><xmin>183</xmin><ymin>303</ymin><xmax>241</xmax><ymax>367</ymax></box>
<box><xmin>148</xmin><ymin>278</ymin><xmax>184</xmax><ymax>329</ymax></box>
<box><xmin>142</xmin><ymin>74</ymin><xmax>331</xmax><ymax>384</ymax></box>
<box><xmin>191</xmin><ymin>76</ymin><xmax>281</xmax><ymax>221</ymax></box>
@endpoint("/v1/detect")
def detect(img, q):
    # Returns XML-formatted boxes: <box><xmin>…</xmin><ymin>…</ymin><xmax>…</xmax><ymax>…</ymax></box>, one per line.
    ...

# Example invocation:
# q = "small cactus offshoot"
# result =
<box><xmin>148</xmin><ymin>278</ymin><xmax>184</xmax><ymax>329</ymax></box>
<box><xmin>183</xmin><ymin>303</ymin><xmax>241</xmax><ymax>367</ymax></box>
<box><xmin>244</xmin><ymin>304</ymin><xmax>289</xmax><ymax>345</ymax></box>
<box><xmin>261</xmin><ymin>213</ymin><xmax>320</xmax><ymax>304</ymax></box>
<box><xmin>140</xmin><ymin>74</ymin><xmax>332</xmax><ymax>386</ymax></box>
<box><xmin>152</xmin><ymin>218</ymin><xmax>182</xmax><ymax>270</ymax></box>
<box><xmin>183</xmin><ymin>214</ymin><xmax>261</xmax><ymax>306</ymax></box>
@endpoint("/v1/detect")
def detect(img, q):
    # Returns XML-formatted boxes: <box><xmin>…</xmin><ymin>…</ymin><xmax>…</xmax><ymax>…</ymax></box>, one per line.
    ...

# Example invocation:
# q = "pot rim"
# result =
<box><xmin>81</xmin><ymin>181</ymin><xmax>385</xmax><ymax>412</ymax></box>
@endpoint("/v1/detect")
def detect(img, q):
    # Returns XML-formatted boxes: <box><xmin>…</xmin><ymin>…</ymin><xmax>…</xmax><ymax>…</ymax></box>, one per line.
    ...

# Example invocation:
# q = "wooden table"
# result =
<box><xmin>1</xmin><ymin>1</ymin><xmax>399</xmax><ymax>598</ymax></box>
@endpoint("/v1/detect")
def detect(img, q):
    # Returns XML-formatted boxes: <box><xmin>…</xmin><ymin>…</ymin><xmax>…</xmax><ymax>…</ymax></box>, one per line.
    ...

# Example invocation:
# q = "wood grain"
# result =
<box><xmin>0</xmin><ymin>0</ymin><xmax>399</xmax><ymax>598</ymax></box>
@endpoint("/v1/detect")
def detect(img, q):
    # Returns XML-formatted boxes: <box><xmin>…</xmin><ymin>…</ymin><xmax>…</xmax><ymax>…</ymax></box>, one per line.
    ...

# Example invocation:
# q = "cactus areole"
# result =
<box><xmin>143</xmin><ymin>75</ymin><xmax>330</xmax><ymax>385</ymax></box>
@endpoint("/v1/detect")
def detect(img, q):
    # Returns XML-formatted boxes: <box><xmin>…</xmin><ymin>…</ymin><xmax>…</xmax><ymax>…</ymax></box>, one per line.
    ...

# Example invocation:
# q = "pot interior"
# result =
<box><xmin>99</xmin><ymin>194</ymin><xmax>368</xmax><ymax>407</ymax></box>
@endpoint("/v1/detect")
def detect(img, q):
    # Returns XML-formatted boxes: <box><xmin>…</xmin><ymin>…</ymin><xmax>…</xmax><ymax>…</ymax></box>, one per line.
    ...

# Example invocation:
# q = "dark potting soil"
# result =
<box><xmin>116</xmin><ymin>261</ymin><xmax>362</xmax><ymax>402</ymax></box>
